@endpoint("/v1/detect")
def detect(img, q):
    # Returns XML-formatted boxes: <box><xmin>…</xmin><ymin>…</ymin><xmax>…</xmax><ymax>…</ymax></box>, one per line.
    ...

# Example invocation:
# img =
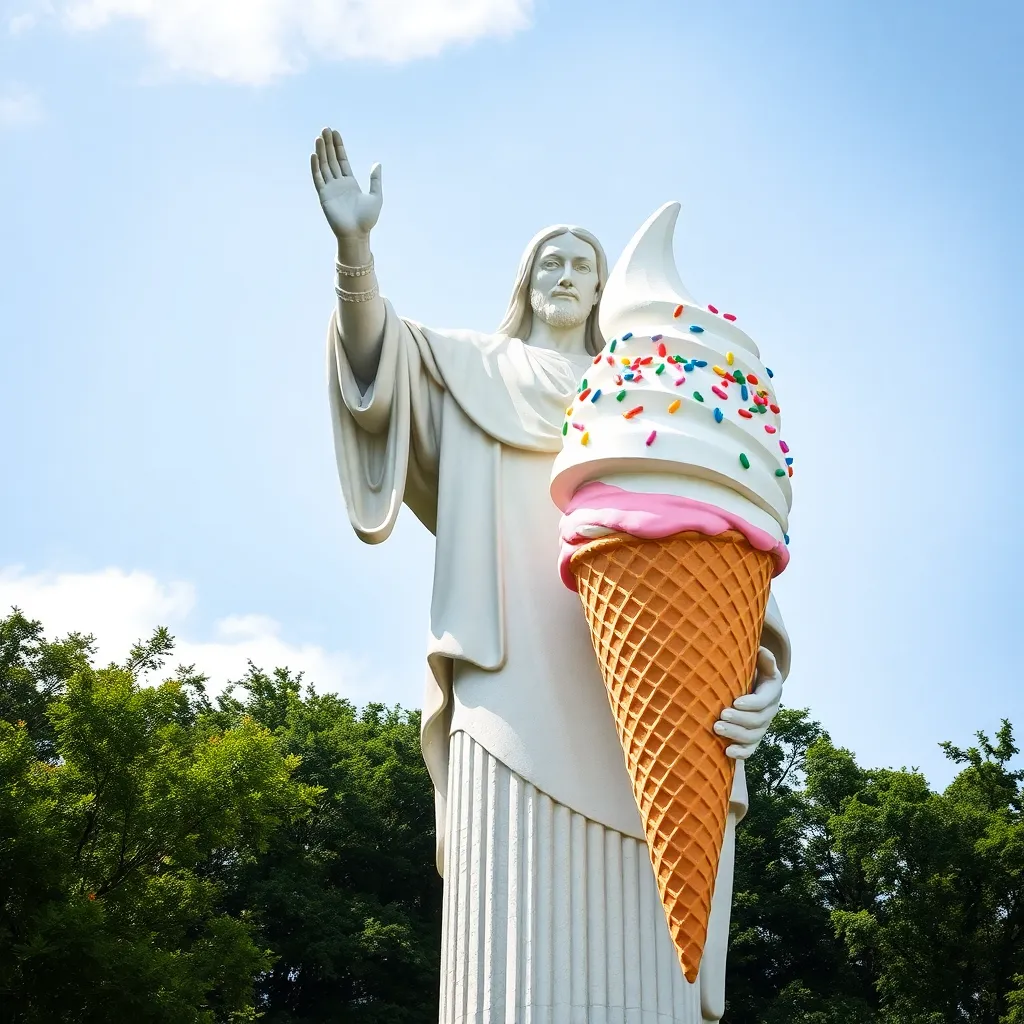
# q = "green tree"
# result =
<box><xmin>827</xmin><ymin>722</ymin><xmax>1024</xmax><ymax>1024</ymax></box>
<box><xmin>729</xmin><ymin>709</ymin><xmax>1023</xmax><ymax>1024</ymax></box>
<box><xmin>213</xmin><ymin>664</ymin><xmax>442</xmax><ymax>1023</ymax></box>
<box><xmin>726</xmin><ymin>709</ymin><xmax>874</xmax><ymax>1023</ymax></box>
<box><xmin>0</xmin><ymin>610</ymin><xmax>315</xmax><ymax>1023</ymax></box>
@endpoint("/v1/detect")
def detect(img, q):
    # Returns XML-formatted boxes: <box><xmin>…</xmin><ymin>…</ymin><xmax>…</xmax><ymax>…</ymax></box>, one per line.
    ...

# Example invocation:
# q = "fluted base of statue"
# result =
<box><xmin>440</xmin><ymin>731</ymin><xmax>721</xmax><ymax>1024</ymax></box>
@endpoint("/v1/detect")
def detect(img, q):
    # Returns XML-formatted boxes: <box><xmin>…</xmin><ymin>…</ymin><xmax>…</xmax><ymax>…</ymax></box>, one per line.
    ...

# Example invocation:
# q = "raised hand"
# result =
<box><xmin>713</xmin><ymin>647</ymin><xmax>783</xmax><ymax>760</ymax></box>
<box><xmin>310</xmin><ymin>128</ymin><xmax>382</xmax><ymax>241</ymax></box>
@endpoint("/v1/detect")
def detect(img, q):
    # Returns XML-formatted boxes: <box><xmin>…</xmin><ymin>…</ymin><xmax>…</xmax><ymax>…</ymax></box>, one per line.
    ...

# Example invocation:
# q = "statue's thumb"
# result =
<box><xmin>369</xmin><ymin>163</ymin><xmax>383</xmax><ymax>197</ymax></box>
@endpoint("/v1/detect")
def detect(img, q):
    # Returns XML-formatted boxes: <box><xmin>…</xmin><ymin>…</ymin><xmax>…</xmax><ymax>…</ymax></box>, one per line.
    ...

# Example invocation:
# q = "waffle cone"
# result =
<box><xmin>569</xmin><ymin>529</ymin><xmax>773</xmax><ymax>983</ymax></box>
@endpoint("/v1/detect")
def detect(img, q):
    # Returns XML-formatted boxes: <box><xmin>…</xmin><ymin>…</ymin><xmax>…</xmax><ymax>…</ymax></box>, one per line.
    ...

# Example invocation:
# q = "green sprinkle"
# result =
<box><xmin>562</xmin><ymin>422</ymin><xmax>568</xmax><ymax>436</ymax></box>
<box><xmin>749</xmin><ymin>407</ymin><xmax>759</xmax><ymax>414</ymax></box>
<box><xmin>740</xmin><ymin>453</ymin><xmax>750</xmax><ymax>469</ymax></box>
<box><xmin>655</xmin><ymin>363</ymin><xmax>666</xmax><ymax>375</ymax></box>
<box><xmin>756</xmin><ymin>404</ymin><xmax>767</xmax><ymax>414</ymax></box>
<box><xmin>774</xmin><ymin>468</ymin><xmax>786</xmax><ymax>476</ymax></box>
<box><xmin>733</xmin><ymin>370</ymin><xmax>744</xmax><ymax>383</ymax></box>
<box><xmin>616</xmin><ymin>390</ymin><xmax>627</xmax><ymax>401</ymax></box>
<box><xmin>580</xmin><ymin>379</ymin><xmax>588</xmax><ymax>392</ymax></box>
<box><xmin>609</xmin><ymin>339</ymin><xmax>617</xmax><ymax>352</ymax></box>
<box><xmin>693</xmin><ymin>391</ymin><xmax>704</xmax><ymax>403</ymax></box>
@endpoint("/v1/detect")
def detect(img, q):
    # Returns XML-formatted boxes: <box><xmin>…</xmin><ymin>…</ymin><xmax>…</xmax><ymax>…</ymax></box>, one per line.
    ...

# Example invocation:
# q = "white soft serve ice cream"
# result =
<box><xmin>551</xmin><ymin>202</ymin><xmax>794</xmax><ymax>589</ymax></box>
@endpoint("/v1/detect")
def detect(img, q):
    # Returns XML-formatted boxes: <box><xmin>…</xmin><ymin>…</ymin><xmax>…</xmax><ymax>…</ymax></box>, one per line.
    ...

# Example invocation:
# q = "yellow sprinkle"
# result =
<box><xmin>713</xmin><ymin>365</ymin><xmax>727</xmax><ymax>377</ymax></box>
<box><xmin>621</xmin><ymin>357</ymin><xmax>631</xmax><ymax>365</ymax></box>
<box><xmin>726</xmin><ymin>351</ymin><xmax>735</xmax><ymax>365</ymax></box>
<box><xmin>566</xmin><ymin>406</ymin><xmax>574</xmax><ymax>416</ymax></box>
<box><xmin>581</xmin><ymin>431</ymin><xmax>590</xmax><ymax>445</ymax></box>
<box><xmin>668</xmin><ymin>399</ymin><xmax>681</xmax><ymax>414</ymax></box>
<box><xmin>757</xmin><ymin>388</ymin><xmax>769</xmax><ymax>397</ymax></box>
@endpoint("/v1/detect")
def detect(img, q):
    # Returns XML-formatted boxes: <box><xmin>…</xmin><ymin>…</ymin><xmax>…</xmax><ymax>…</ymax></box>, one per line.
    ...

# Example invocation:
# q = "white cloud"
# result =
<box><xmin>0</xmin><ymin>84</ymin><xmax>42</xmax><ymax>126</ymax></box>
<box><xmin>0</xmin><ymin>565</ymin><xmax>372</xmax><ymax>700</ymax></box>
<box><xmin>46</xmin><ymin>0</ymin><xmax>533</xmax><ymax>84</ymax></box>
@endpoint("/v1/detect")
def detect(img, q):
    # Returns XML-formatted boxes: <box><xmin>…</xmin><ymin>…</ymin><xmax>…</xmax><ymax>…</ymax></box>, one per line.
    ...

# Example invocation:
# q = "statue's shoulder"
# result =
<box><xmin>405</xmin><ymin>319</ymin><xmax>512</xmax><ymax>357</ymax></box>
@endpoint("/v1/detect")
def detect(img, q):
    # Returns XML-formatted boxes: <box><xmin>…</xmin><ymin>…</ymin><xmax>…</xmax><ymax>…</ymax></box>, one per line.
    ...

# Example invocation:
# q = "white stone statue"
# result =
<box><xmin>312</xmin><ymin>128</ymin><xmax>791</xmax><ymax>1024</ymax></box>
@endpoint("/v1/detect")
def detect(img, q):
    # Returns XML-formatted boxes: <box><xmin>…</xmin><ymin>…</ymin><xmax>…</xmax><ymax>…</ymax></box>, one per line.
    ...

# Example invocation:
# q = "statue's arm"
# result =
<box><xmin>310</xmin><ymin>128</ymin><xmax>386</xmax><ymax>383</ymax></box>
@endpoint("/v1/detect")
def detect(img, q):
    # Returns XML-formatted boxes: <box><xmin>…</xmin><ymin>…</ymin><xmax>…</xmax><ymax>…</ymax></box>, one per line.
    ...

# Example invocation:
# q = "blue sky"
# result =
<box><xmin>1</xmin><ymin>0</ymin><xmax>1021</xmax><ymax>789</ymax></box>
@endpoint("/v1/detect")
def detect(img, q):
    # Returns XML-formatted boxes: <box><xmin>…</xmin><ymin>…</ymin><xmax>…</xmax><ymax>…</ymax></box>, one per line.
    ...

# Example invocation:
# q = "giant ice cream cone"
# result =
<box><xmin>571</xmin><ymin>530</ymin><xmax>772</xmax><ymax>981</ymax></box>
<box><xmin>550</xmin><ymin>203</ymin><xmax>794</xmax><ymax>982</ymax></box>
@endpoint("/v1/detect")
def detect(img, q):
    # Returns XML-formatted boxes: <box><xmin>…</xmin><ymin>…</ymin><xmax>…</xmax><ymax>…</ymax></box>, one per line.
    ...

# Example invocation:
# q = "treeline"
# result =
<box><xmin>1</xmin><ymin>609</ymin><xmax>1021</xmax><ymax>1022</ymax></box>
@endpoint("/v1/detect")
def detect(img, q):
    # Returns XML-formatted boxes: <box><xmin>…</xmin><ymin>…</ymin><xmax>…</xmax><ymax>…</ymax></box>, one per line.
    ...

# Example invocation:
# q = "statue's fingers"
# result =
<box><xmin>713</xmin><ymin>720</ymin><xmax>760</xmax><ymax>745</ymax></box>
<box><xmin>333</xmin><ymin>130</ymin><xmax>353</xmax><ymax>176</ymax></box>
<box><xmin>720</xmin><ymin>705</ymin><xmax>774</xmax><ymax>730</ymax></box>
<box><xmin>368</xmin><ymin>162</ymin><xmax>382</xmax><ymax>198</ymax></box>
<box><xmin>322</xmin><ymin>127</ymin><xmax>342</xmax><ymax>177</ymax></box>
<box><xmin>725</xmin><ymin>742</ymin><xmax>757</xmax><ymax>760</ymax></box>
<box><xmin>310</xmin><ymin>152</ymin><xmax>326</xmax><ymax>190</ymax></box>
<box><xmin>757</xmin><ymin>646</ymin><xmax>780</xmax><ymax>679</ymax></box>
<box><xmin>733</xmin><ymin>677</ymin><xmax>782</xmax><ymax>713</ymax></box>
<box><xmin>315</xmin><ymin>136</ymin><xmax>334</xmax><ymax>181</ymax></box>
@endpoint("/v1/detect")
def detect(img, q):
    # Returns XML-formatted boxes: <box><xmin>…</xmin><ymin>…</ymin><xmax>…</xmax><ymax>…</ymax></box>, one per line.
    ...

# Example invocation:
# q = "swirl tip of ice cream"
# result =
<box><xmin>597</xmin><ymin>202</ymin><xmax>761</xmax><ymax>359</ymax></box>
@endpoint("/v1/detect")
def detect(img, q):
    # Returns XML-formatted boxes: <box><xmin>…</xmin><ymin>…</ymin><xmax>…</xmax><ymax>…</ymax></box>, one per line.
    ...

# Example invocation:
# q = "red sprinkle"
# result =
<box><xmin>614</xmin><ymin>374</ymin><xmax>623</xmax><ymax>385</ymax></box>
<box><xmin>624</xmin><ymin>405</ymin><xmax>644</xmax><ymax>419</ymax></box>
<box><xmin>788</xmin><ymin>465</ymin><xmax>793</xmax><ymax>477</ymax></box>
<box><xmin>723</xmin><ymin>313</ymin><xmax>737</xmax><ymax>321</ymax></box>
<box><xmin>673</xmin><ymin>304</ymin><xmax>684</xmax><ymax>318</ymax></box>
<box><xmin>708</xmin><ymin>304</ymin><xmax>719</xmax><ymax>314</ymax></box>
<box><xmin>593</xmin><ymin>355</ymin><xmax>602</xmax><ymax>364</ymax></box>
<box><xmin>640</xmin><ymin>356</ymin><xmax>653</xmax><ymax>365</ymax></box>
<box><xmin>573</xmin><ymin>422</ymin><xmax>585</xmax><ymax>430</ymax></box>
<box><xmin>578</xmin><ymin>388</ymin><xmax>591</xmax><ymax>402</ymax></box>
<box><xmin>780</xmin><ymin>440</ymin><xmax>790</xmax><ymax>453</ymax></box>
<box><xmin>753</xmin><ymin>394</ymin><xmax>767</xmax><ymax>406</ymax></box>
<box><xmin>770</xmin><ymin>403</ymin><xmax>780</xmax><ymax>413</ymax></box>
<box><xmin>765</xmin><ymin>424</ymin><xmax>777</xmax><ymax>434</ymax></box>
<box><xmin>712</xmin><ymin>385</ymin><xmax>728</xmax><ymax>400</ymax></box>
<box><xmin>607</xmin><ymin>355</ymin><xmax>615</xmax><ymax>365</ymax></box>
<box><xmin>746</xmin><ymin>374</ymin><xmax>758</xmax><ymax>385</ymax></box>
<box><xmin>738</xmin><ymin>409</ymin><xmax>753</xmax><ymax>419</ymax></box>
<box><xmin>645</xmin><ymin>430</ymin><xmax>657</xmax><ymax>446</ymax></box>
<box><xmin>657</xmin><ymin>343</ymin><xmax>667</xmax><ymax>357</ymax></box>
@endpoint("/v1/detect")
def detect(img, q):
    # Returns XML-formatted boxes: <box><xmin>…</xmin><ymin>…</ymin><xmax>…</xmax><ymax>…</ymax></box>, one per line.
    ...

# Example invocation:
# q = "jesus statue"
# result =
<box><xmin>312</xmin><ymin>128</ymin><xmax>792</xmax><ymax>1024</ymax></box>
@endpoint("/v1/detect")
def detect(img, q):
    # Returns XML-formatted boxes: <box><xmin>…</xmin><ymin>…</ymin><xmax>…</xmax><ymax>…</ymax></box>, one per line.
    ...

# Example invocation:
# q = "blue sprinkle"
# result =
<box><xmin>652</xmin><ymin>334</ymin><xmax>663</xmax><ymax>342</ymax></box>
<box><xmin>683</xmin><ymin>363</ymin><xmax>695</xmax><ymax>372</ymax></box>
<box><xmin>766</xmin><ymin>367</ymin><xmax>774</xmax><ymax>378</ymax></box>
<box><xmin>785</xmin><ymin>457</ymin><xmax>794</xmax><ymax>465</ymax></box>
<box><xmin>623</xmin><ymin>331</ymin><xmax>633</xmax><ymax>340</ymax></box>
<box><xmin>624</xmin><ymin>372</ymin><xmax>635</xmax><ymax>381</ymax></box>
<box><xmin>591</xmin><ymin>389</ymin><xmax>602</xmax><ymax>402</ymax></box>
<box><xmin>694</xmin><ymin>360</ymin><xmax>708</xmax><ymax>367</ymax></box>
<box><xmin>740</xmin><ymin>385</ymin><xmax>749</xmax><ymax>401</ymax></box>
<box><xmin>714</xmin><ymin>408</ymin><xmax>724</xmax><ymax>423</ymax></box>
<box><xmin>689</xmin><ymin>325</ymin><xmax>704</xmax><ymax>333</ymax></box>
<box><xmin>784</xmin><ymin>533</ymin><xmax>790</xmax><ymax>545</ymax></box>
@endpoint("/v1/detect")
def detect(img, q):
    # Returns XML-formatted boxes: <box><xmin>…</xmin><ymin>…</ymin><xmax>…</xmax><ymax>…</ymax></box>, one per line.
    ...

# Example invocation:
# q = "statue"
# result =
<box><xmin>312</xmin><ymin>127</ymin><xmax>792</xmax><ymax>1023</ymax></box>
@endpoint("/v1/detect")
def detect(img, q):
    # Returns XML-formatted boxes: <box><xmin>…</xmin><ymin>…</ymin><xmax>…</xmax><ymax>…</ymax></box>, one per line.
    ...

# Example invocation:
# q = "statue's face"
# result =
<box><xmin>529</xmin><ymin>232</ymin><xmax>599</xmax><ymax>330</ymax></box>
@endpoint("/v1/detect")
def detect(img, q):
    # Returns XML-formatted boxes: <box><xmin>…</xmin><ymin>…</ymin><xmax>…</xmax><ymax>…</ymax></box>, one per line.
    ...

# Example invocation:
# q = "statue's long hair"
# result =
<box><xmin>494</xmin><ymin>225</ymin><xmax>608</xmax><ymax>356</ymax></box>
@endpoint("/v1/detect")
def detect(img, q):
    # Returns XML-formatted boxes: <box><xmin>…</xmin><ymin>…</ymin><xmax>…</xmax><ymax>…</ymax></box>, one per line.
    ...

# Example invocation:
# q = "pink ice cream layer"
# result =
<box><xmin>558</xmin><ymin>481</ymin><xmax>790</xmax><ymax>592</ymax></box>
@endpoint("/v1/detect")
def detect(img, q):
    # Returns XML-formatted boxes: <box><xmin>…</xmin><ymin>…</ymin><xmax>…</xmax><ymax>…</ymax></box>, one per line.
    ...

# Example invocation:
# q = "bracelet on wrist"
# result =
<box><xmin>336</xmin><ymin>282</ymin><xmax>380</xmax><ymax>303</ymax></box>
<box><xmin>335</xmin><ymin>254</ymin><xmax>374</xmax><ymax>278</ymax></box>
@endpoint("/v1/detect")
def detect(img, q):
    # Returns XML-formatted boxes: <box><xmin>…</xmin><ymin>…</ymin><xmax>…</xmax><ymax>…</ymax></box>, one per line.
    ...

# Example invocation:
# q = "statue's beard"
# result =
<box><xmin>530</xmin><ymin>288</ymin><xmax>590</xmax><ymax>330</ymax></box>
